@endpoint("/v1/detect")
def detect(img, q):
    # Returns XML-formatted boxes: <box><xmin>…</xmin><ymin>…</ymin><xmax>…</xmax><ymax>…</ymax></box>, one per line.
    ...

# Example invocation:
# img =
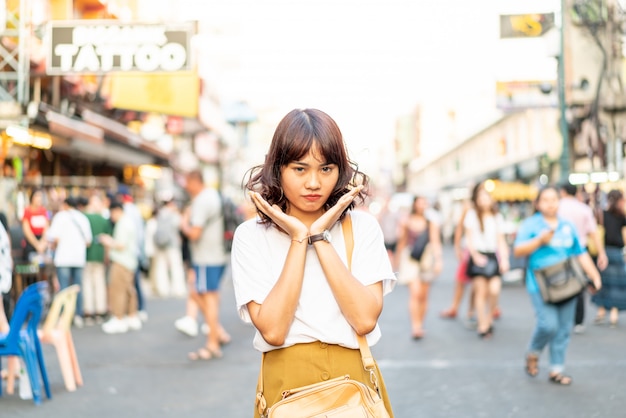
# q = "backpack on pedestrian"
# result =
<box><xmin>221</xmin><ymin>194</ymin><xmax>244</xmax><ymax>253</ymax></box>
<box><xmin>153</xmin><ymin>211</ymin><xmax>174</xmax><ymax>249</ymax></box>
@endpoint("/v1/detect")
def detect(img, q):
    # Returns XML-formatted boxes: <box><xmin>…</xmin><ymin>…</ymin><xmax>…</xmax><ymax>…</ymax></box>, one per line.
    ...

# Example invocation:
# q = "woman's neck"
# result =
<box><xmin>543</xmin><ymin>214</ymin><xmax>558</xmax><ymax>224</ymax></box>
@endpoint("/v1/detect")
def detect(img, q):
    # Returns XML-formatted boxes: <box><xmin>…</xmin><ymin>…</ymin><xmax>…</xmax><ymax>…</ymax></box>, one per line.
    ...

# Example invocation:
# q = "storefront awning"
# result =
<box><xmin>81</xmin><ymin>108</ymin><xmax>171</xmax><ymax>164</ymax></box>
<box><xmin>486</xmin><ymin>180</ymin><xmax>538</xmax><ymax>202</ymax></box>
<box><xmin>52</xmin><ymin>137</ymin><xmax>156</xmax><ymax>168</ymax></box>
<box><xmin>46</xmin><ymin>109</ymin><xmax>105</xmax><ymax>145</ymax></box>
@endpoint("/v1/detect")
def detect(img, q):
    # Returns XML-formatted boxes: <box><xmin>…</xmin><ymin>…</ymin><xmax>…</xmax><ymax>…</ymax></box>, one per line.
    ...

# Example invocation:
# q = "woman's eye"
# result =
<box><xmin>294</xmin><ymin>167</ymin><xmax>305</xmax><ymax>173</ymax></box>
<box><xmin>322</xmin><ymin>166</ymin><xmax>334</xmax><ymax>173</ymax></box>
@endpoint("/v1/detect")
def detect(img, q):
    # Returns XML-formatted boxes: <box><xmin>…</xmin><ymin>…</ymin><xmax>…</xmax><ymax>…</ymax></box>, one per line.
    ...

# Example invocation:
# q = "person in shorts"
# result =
<box><xmin>181</xmin><ymin>170</ymin><xmax>231</xmax><ymax>360</ymax></box>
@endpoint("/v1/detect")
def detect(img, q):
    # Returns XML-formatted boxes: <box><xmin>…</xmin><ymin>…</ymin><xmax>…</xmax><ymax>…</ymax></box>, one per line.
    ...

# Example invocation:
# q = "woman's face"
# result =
<box><xmin>31</xmin><ymin>191</ymin><xmax>42</xmax><ymax>207</ymax></box>
<box><xmin>413</xmin><ymin>197</ymin><xmax>427</xmax><ymax>214</ymax></box>
<box><xmin>475</xmin><ymin>188</ymin><xmax>493</xmax><ymax>211</ymax></box>
<box><xmin>280</xmin><ymin>143</ymin><xmax>339</xmax><ymax>220</ymax></box>
<box><xmin>537</xmin><ymin>188</ymin><xmax>560</xmax><ymax>217</ymax></box>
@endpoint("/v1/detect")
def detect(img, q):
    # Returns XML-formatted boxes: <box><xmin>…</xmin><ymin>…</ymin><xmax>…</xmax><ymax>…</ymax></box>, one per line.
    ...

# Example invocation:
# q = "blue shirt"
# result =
<box><xmin>514</xmin><ymin>213</ymin><xmax>585</xmax><ymax>294</ymax></box>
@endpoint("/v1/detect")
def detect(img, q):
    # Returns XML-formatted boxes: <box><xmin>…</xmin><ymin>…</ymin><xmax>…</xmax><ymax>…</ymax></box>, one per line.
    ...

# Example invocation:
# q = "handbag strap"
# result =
<box><xmin>256</xmin><ymin>213</ymin><xmax>379</xmax><ymax>417</ymax></box>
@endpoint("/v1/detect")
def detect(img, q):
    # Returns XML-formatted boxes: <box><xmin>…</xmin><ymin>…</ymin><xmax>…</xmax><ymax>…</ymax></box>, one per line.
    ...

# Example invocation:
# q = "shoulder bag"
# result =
<box><xmin>409</xmin><ymin>222</ymin><xmax>429</xmax><ymax>262</ymax></box>
<box><xmin>255</xmin><ymin>214</ymin><xmax>391</xmax><ymax>418</ymax></box>
<box><xmin>466</xmin><ymin>252</ymin><xmax>499</xmax><ymax>278</ymax></box>
<box><xmin>533</xmin><ymin>256</ymin><xmax>588</xmax><ymax>304</ymax></box>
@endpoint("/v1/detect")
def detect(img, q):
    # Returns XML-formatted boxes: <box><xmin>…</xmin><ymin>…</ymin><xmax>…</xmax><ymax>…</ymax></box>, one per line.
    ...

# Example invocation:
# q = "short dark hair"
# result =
<box><xmin>559</xmin><ymin>182</ymin><xmax>578</xmax><ymax>197</ymax></box>
<box><xmin>109</xmin><ymin>201</ymin><xmax>124</xmax><ymax>211</ymax></box>
<box><xmin>65</xmin><ymin>196</ymin><xmax>78</xmax><ymax>208</ymax></box>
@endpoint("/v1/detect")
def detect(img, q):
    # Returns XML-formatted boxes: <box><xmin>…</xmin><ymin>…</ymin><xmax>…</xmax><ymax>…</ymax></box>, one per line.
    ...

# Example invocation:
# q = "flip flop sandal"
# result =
<box><xmin>439</xmin><ymin>309</ymin><xmax>457</xmax><ymax>319</ymax></box>
<box><xmin>525</xmin><ymin>354</ymin><xmax>539</xmax><ymax>377</ymax></box>
<box><xmin>188</xmin><ymin>347</ymin><xmax>212</xmax><ymax>361</ymax></box>
<box><xmin>549</xmin><ymin>374</ymin><xmax>572</xmax><ymax>386</ymax></box>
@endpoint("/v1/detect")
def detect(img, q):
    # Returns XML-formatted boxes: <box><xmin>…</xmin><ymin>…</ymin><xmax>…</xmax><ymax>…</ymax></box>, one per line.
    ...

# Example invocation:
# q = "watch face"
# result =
<box><xmin>323</xmin><ymin>230</ymin><xmax>332</xmax><ymax>243</ymax></box>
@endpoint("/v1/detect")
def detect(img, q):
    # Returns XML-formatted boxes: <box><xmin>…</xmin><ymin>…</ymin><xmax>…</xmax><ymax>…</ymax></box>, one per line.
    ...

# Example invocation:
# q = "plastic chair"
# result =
<box><xmin>37</xmin><ymin>284</ymin><xmax>82</xmax><ymax>392</ymax></box>
<box><xmin>0</xmin><ymin>281</ymin><xmax>51</xmax><ymax>405</ymax></box>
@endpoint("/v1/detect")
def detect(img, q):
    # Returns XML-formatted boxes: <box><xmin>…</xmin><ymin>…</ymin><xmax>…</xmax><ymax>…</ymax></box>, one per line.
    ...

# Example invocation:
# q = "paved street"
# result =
<box><xmin>2</xmin><ymin>244</ymin><xmax>625</xmax><ymax>418</ymax></box>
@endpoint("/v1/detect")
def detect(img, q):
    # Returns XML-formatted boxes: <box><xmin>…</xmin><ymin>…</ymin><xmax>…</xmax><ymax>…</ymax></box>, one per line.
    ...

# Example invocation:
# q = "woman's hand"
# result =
<box><xmin>36</xmin><ymin>240</ymin><xmax>47</xmax><ymax>254</ymax></box>
<box><xmin>471</xmin><ymin>252</ymin><xmax>488</xmax><ymax>267</ymax></box>
<box><xmin>538</xmin><ymin>228</ymin><xmax>555</xmax><ymax>245</ymax></box>
<box><xmin>309</xmin><ymin>186</ymin><xmax>363</xmax><ymax>235</ymax></box>
<box><xmin>248</xmin><ymin>191</ymin><xmax>309</xmax><ymax>241</ymax></box>
<box><xmin>499</xmin><ymin>258</ymin><xmax>510</xmax><ymax>274</ymax></box>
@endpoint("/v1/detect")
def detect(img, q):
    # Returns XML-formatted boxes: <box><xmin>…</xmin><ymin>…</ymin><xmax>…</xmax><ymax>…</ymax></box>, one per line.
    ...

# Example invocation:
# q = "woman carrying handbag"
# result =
<box><xmin>464</xmin><ymin>182</ymin><xmax>509</xmax><ymax>338</ymax></box>
<box><xmin>514</xmin><ymin>186</ymin><xmax>602</xmax><ymax>386</ymax></box>
<box><xmin>231</xmin><ymin>109</ymin><xmax>395</xmax><ymax>417</ymax></box>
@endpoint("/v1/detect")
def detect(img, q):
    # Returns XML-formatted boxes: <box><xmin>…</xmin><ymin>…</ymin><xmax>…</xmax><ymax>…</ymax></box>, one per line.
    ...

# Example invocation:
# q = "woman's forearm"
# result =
<box><xmin>248</xmin><ymin>241</ymin><xmax>308</xmax><ymax>346</ymax></box>
<box><xmin>514</xmin><ymin>237</ymin><xmax>542</xmax><ymax>257</ymax></box>
<box><xmin>314</xmin><ymin>242</ymin><xmax>382</xmax><ymax>335</ymax></box>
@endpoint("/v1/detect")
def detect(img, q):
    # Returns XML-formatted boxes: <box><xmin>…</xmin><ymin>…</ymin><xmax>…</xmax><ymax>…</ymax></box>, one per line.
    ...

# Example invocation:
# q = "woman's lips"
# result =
<box><xmin>303</xmin><ymin>195</ymin><xmax>322</xmax><ymax>202</ymax></box>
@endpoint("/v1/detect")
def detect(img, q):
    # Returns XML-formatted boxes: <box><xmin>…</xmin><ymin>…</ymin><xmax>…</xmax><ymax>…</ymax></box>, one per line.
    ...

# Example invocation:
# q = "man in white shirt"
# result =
<box><xmin>47</xmin><ymin>196</ymin><xmax>93</xmax><ymax>327</ymax></box>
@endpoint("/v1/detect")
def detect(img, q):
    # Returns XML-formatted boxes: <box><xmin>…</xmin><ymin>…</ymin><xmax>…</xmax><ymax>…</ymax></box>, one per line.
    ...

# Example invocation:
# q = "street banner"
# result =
<box><xmin>45</xmin><ymin>21</ymin><xmax>195</xmax><ymax>75</ymax></box>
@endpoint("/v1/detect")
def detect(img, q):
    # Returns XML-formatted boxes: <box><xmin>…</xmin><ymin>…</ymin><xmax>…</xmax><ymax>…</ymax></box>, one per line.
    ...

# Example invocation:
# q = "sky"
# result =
<box><xmin>139</xmin><ymin>0</ymin><xmax>561</xmax><ymax>175</ymax></box>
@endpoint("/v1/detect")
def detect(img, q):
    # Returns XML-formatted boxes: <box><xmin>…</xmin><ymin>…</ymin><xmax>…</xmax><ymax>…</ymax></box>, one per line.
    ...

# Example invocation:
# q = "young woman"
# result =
<box><xmin>22</xmin><ymin>188</ymin><xmax>49</xmax><ymax>262</ymax></box>
<box><xmin>440</xmin><ymin>203</ymin><xmax>476</xmax><ymax>323</ymax></box>
<box><xmin>514</xmin><ymin>186</ymin><xmax>602</xmax><ymax>386</ymax></box>
<box><xmin>592</xmin><ymin>189</ymin><xmax>626</xmax><ymax>327</ymax></box>
<box><xmin>464</xmin><ymin>182</ymin><xmax>509</xmax><ymax>338</ymax></box>
<box><xmin>231</xmin><ymin>108</ymin><xmax>395</xmax><ymax>417</ymax></box>
<box><xmin>396</xmin><ymin>196</ymin><xmax>443</xmax><ymax>339</ymax></box>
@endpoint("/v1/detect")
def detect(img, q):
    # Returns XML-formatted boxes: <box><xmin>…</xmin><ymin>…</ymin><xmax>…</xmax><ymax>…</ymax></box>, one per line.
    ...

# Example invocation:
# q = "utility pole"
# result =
<box><xmin>558</xmin><ymin>0</ymin><xmax>570</xmax><ymax>182</ymax></box>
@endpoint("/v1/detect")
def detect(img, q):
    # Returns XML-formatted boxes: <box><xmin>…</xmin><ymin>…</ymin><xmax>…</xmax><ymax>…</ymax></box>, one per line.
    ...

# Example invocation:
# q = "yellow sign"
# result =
<box><xmin>108</xmin><ymin>71</ymin><xmax>199</xmax><ymax>117</ymax></box>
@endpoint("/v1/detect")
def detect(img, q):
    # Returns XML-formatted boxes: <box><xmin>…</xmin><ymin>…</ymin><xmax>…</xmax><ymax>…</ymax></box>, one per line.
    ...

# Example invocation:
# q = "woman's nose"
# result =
<box><xmin>305</xmin><ymin>172</ymin><xmax>320</xmax><ymax>189</ymax></box>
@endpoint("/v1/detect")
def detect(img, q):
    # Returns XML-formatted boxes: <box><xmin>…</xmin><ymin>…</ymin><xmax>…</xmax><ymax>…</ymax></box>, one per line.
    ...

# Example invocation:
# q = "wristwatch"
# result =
<box><xmin>308</xmin><ymin>230</ymin><xmax>332</xmax><ymax>245</ymax></box>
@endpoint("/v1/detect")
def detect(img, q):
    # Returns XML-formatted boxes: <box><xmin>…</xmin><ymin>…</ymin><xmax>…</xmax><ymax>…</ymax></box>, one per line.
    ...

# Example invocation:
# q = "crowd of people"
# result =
<box><xmin>0</xmin><ymin>169</ymin><xmax>244</xmax><ymax>367</ymax></box>
<box><xmin>377</xmin><ymin>180</ymin><xmax>625</xmax><ymax>387</ymax></box>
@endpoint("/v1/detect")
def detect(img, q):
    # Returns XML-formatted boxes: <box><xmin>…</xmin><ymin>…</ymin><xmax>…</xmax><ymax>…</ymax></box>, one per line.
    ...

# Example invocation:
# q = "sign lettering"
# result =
<box><xmin>46</xmin><ymin>21</ymin><xmax>194</xmax><ymax>74</ymax></box>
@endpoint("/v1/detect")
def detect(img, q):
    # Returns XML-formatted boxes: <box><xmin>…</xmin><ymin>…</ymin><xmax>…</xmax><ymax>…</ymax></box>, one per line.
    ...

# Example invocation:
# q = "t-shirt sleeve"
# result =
<box><xmin>350</xmin><ymin>212</ymin><xmax>396</xmax><ymax>296</ymax></box>
<box><xmin>463</xmin><ymin>209</ymin><xmax>478</xmax><ymax>231</ymax></box>
<box><xmin>230</xmin><ymin>222</ymin><xmax>273</xmax><ymax>323</ymax></box>
<box><xmin>514</xmin><ymin>217</ymin><xmax>535</xmax><ymax>246</ymax></box>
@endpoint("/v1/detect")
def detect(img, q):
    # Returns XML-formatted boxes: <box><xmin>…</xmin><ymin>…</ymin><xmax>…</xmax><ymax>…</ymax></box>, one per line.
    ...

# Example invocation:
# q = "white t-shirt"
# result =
<box><xmin>47</xmin><ymin>209</ymin><xmax>93</xmax><ymax>267</ymax></box>
<box><xmin>231</xmin><ymin>210</ymin><xmax>396</xmax><ymax>353</ymax></box>
<box><xmin>463</xmin><ymin>209</ymin><xmax>503</xmax><ymax>253</ymax></box>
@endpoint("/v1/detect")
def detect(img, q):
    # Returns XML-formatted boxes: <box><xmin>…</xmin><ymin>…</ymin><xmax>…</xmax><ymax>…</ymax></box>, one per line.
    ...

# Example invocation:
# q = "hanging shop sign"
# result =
<box><xmin>46</xmin><ymin>21</ymin><xmax>195</xmax><ymax>75</ymax></box>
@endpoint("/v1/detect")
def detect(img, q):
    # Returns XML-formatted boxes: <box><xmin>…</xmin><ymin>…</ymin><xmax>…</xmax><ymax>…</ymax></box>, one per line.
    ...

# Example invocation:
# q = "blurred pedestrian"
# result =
<box><xmin>83</xmin><ymin>194</ymin><xmax>112</xmax><ymax>325</ymax></box>
<box><xmin>152</xmin><ymin>198</ymin><xmax>186</xmax><ymax>298</ymax></box>
<box><xmin>99</xmin><ymin>201</ymin><xmax>141</xmax><ymax>334</ymax></box>
<box><xmin>396</xmin><ymin>195</ymin><xmax>443</xmax><ymax>339</ymax></box>
<box><xmin>514</xmin><ymin>186</ymin><xmax>601</xmax><ymax>386</ymax></box>
<box><xmin>377</xmin><ymin>196</ymin><xmax>401</xmax><ymax>271</ymax></box>
<box><xmin>464</xmin><ymin>182</ymin><xmax>509</xmax><ymax>338</ymax></box>
<box><xmin>174</xmin><ymin>203</ymin><xmax>206</xmax><ymax>338</ymax></box>
<box><xmin>181</xmin><ymin>170</ymin><xmax>230</xmax><ymax>360</ymax></box>
<box><xmin>592</xmin><ymin>189</ymin><xmax>626</xmax><ymax>327</ymax></box>
<box><xmin>558</xmin><ymin>182</ymin><xmax>608</xmax><ymax>334</ymax></box>
<box><xmin>440</xmin><ymin>202</ymin><xmax>476</xmax><ymax>322</ymax></box>
<box><xmin>116</xmin><ymin>187</ymin><xmax>148</xmax><ymax>322</ymax></box>
<box><xmin>46</xmin><ymin>196</ymin><xmax>93</xmax><ymax>327</ymax></box>
<box><xmin>22</xmin><ymin>188</ymin><xmax>49</xmax><ymax>262</ymax></box>
<box><xmin>231</xmin><ymin>108</ymin><xmax>394</xmax><ymax>416</ymax></box>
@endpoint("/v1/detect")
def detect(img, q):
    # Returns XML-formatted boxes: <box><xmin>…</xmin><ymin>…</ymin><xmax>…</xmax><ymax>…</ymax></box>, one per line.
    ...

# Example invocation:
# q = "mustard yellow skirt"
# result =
<box><xmin>254</xmin><ymin>341</ymin><xmax>394</xmax><ymax>417</ymax></box>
